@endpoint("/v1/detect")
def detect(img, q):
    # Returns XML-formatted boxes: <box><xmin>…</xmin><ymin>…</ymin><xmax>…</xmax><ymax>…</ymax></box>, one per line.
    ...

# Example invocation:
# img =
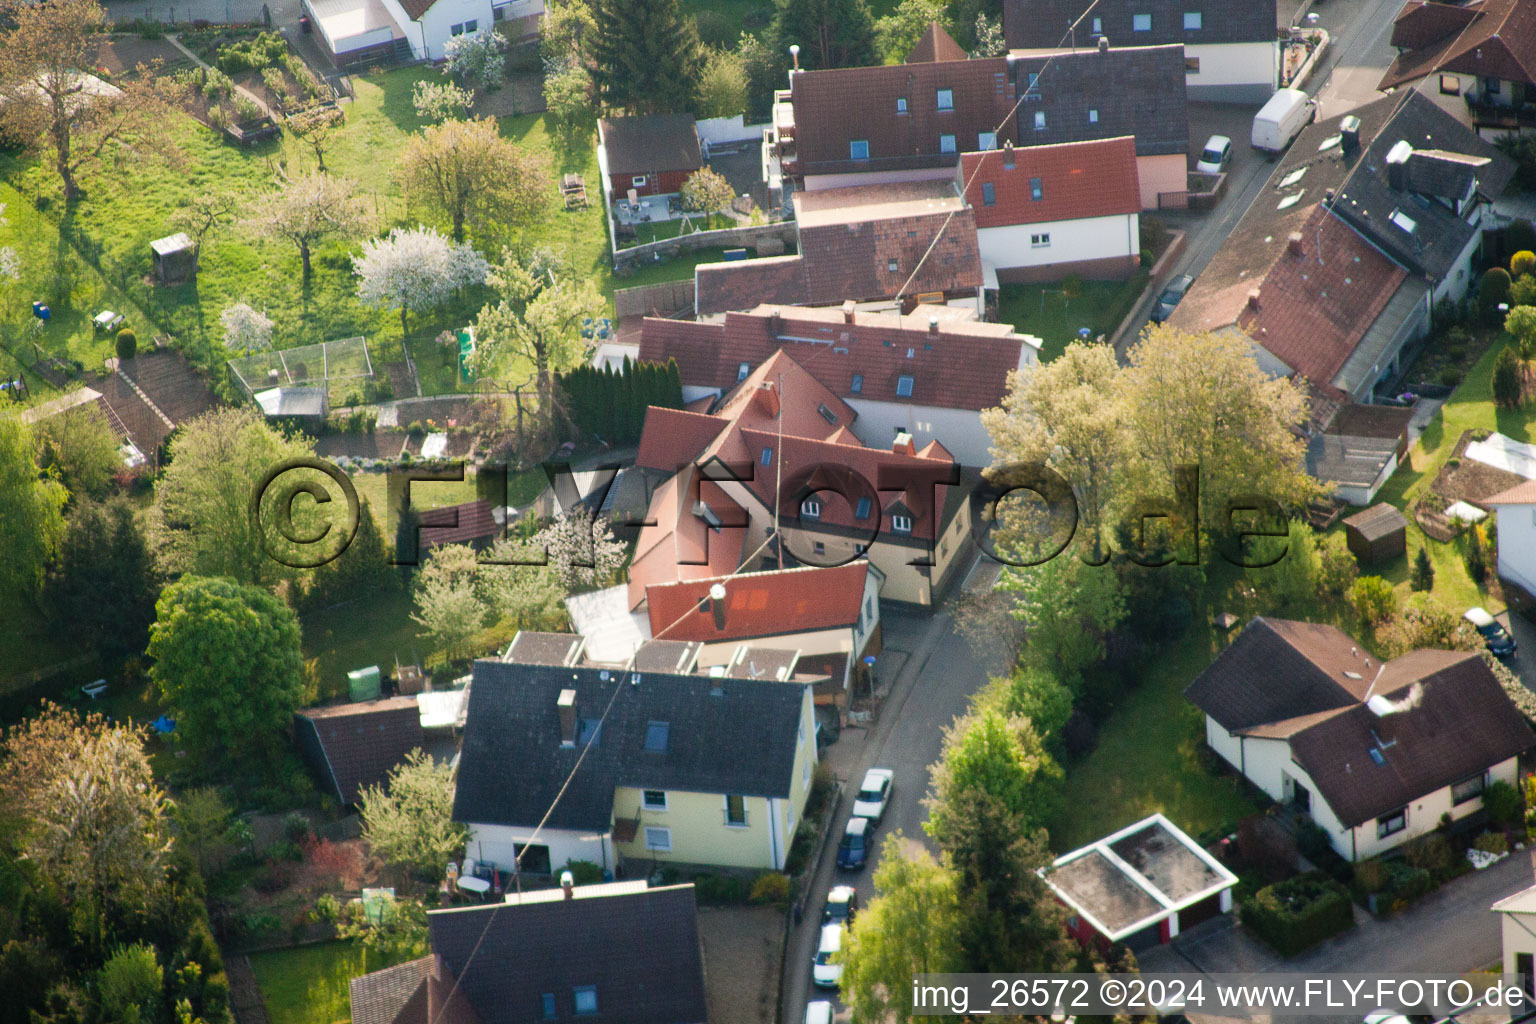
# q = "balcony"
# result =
<box><xmin>1466</xmin><ymin>93</ymin><xmax>1536</xmax><ymax>131</ymax></box>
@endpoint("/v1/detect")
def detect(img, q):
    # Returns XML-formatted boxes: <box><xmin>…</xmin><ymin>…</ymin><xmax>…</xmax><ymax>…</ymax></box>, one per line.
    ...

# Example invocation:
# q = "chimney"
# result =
<box><xmin>1287</xmin><ymin>232</ymin><xmax>1305</xmax><ymax>258</ymax></box>
<box><xmin>1003</xmin><ymin>139</ymin><xmax>1015</xmax><ymax>169</ymax></box>
<box><xmin>1097</xmin><ymin>35</ymin><xmax>1109</xmax><ymax>52</ymax></box>
<box><xmin>560</xmin><ymin>869</ymin><xmax>575</xmax><ymax>899</ymax></box>
<box><xmin>893</xmin><ymin>430</ymin><xmax>916</xmax><ymax>456</ymax></box>
<box><xmin>753</xmin><ymin>380</ymin><xmax>780</xmax><ymax>418</ymax></box>
<box><xmin>842</xmin><ymin>299</ymin><xmax>856</xmax><ymax>323</ymax></box>
<box><xmin>769</xmin><ymin>307</ymin><xmax>782</xmax><ymax>337</ymax></box>
<box><xmin>928</xmin><ymin>314</ymin><xmax>939</xmax><ymax>334</ymax></box>
<box><xmin>1339</xmin><ymin>114</ymin><xmax>1360</xmax><ymax>152</ymax></box>
<box><xmin>557</xmin><ymin>688</ymin><xmax>577</xmax><ymax>747</ymax></box>
<box><xmin>1385</xmin><ymin>139</ymin><xmax>1413</xmax><ymax>191</ymax></box>
<box><xmin>1246</xmin><ymin>289</ymin><xmax>1261</xmax><ymax>311</ymax></box>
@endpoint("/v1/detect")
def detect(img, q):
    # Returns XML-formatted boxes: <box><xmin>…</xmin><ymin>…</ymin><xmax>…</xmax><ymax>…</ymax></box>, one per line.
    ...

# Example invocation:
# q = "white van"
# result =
<box><xmin>811</xmin><ymin>923</ymin><xmax>844</xmax><ymax>989</ymax></box>
<box><xmin>1251</xmin><ymin>88</ymin><xmax>1315</xmax><ymax>153</ymax></box>
<box><xmin>805</xmin><ymin>1001</ymin><xmax>834</xmax><ymax>1024</ymax></box>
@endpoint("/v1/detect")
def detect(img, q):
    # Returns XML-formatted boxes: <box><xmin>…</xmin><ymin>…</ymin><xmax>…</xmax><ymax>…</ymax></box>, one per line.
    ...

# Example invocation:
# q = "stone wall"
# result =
<box><xmin>612</xmin><ymin>222</ymin><xmax>799</xmax><ymax>277</ymax></box>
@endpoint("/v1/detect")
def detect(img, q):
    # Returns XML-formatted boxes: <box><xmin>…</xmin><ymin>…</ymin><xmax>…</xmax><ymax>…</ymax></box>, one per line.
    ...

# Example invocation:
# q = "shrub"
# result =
<box><xmin>1485</xmin><ymin>779</ymin><xmax>1522</xmax><ymax>827</ymax></box>
<box><xmin>1494</xmin><ymin>346</ymin><xmax>1524</xmax><ymax>409</ymax></box>
<box><xmin>1318</xmin><ymin>541</ymin><xmax>1358</xmax><ymax>596</ymax></box>
<box><xmin>1295</xmin><ymin>820</ymin><xmax>1332</xmax><ymax>862</ymax></box>
<box><xmin>233</xmin><ymin>95</ymin><xmax>262</xmax><ymax>123</ymax></box>
<box><xmin>1481</xmin><ymin>267</ymin><xmax>1513</xmax><ymax>320</ymax></box>
<box><xmin>1349</xmin><ymin>575</ymin><xmax>1397</xmax><ymax>627</ymax></box>
<box><xmin>115</xmin><ymin>328</ymin><xmax>137</xmax><ymax>360</ymax></box>
<box><xmin>1240</xmin><ymin>873</ymin><xmax>1354</xmax><ymax>956</ymax></box>
<box><xmin>1405</xmin><ymin>832</ymin><xmax>1453</xmax><ymax>873</ymax></box>
<box><xmin>1514</xmin><ymin>250</ymin><xmax>1536</xmax><ymax>278</ymax></box>
<box><xmin>1410</xmin><ymin>545</ymin><xmax>1435</xmax><ymax>592</ymax></box>
<box><xmin>692</xmin><ymin>873</ymin><xmax>750</xmax><ymax>905</ymax></box>
<box><xmin>1439</xmin><ymin>366</ymin><xmax>1465</xmax><ymax>387</ymax></box>
<box><xmin>216</xmin><ymin>31</ymin><xmax>288</xmax><ymax>72</ymax></box>
<box><xmin>1447</xmin><ymin>344</ymin><xmax>1468</xmax><ymax>361</ymax></box>
<box><xmin>749</xmin><ymin>871</ymin><xmax>791</xmax><ymax>904</ymax></box>
<box><xmin>283</xmin><ymin>810</ymin><xmax>311</xmax><ymax>843</ymax></box>
<box><xmin>563</xmin><ymin>859</ymin><xmax>604</xmax><ymax>885</ymax></box>
<box><xmin>1475</xmin><ymin>832</ymin><xmax>1510</xmax><ymax>855</ymax></box>
<box><xmin>1352</xmin><ymin>858</ymin><xmax>1385</xmax><ymax>893</ymax></box>
<box><xmin>1370</xmin><ymin>857</ymin><xmax>1433</xmax><ymax>911</ymax></box>
<box><xmin>783</xmin><ymin>821</ymin><xmax>817</xmax><ymax>877</ymax></box>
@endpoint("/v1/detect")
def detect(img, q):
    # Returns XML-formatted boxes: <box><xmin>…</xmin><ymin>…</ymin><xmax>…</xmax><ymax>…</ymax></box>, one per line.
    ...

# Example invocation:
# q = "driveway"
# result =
<box><xmin>1497</xmin><ymin>609</ymin><xmax>1536</xmax><ymax>693</ymax></box>
<box><xmin>782</xmin><ymin>551</ymin><xmax>1011</xmax><ymax>1023</ymax></box>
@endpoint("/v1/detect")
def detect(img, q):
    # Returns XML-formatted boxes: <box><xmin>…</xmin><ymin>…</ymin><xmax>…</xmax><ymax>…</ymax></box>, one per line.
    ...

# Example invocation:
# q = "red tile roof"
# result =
<box><xmin>636</xmin><ymin>407</ymin><xmax>728</xmax><ymax>471</ymax></box>
<box><xmin>1237</xmin><ymin>208</ymin><xmax>1407</xmax><ymax>395</ymax></box>
<box><xmin>638</xmin><ymin>306</ymin><xmax>1033</xmax><ymax>411</ymax></box>
<box><xmin>959</xmin><ymin>138</ymin><xmax>1141</xmax><ymax>228</ymax></box>
<box><xmin>906</xmin><ymin>21</ymin><xmax>968</xmax><ymax>63</ymax></box>
<box><xmin>645</xmin><ymin>562</ymin><xmax>871</xmax><ymax>641</ymax></box>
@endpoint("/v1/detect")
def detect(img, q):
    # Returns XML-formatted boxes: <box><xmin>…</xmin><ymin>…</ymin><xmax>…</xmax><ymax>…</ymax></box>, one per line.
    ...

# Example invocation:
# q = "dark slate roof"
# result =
<box><xmin>349</xmin><ymin>957</ymin><xmax>432</xmax><ymax>1024</ymax></box>
<box><xmin>294</xmin><ymin>697</ymin><xmax>424</xmax><ymax>805</ymax></box>
<box><xmin>1381</xmin><ymin>0</ymin><xmax>1536</xmax><ymax>90</ymax></box>
<box><xmin>1330</xmin><ymin>91</ymin><xmax>1515</xmax><ymax>281</ymax></box>
<box><xmin>1010</xmin><ymin>45</ymin><xmax>1189</xmax><ymax>156</ymax></box>
<box><xmin>1004</xmin><ymin>0</ymin><xmax>1277</xmax><ymax>47</ymax></box>
<box><xmin>1288</xmin><ymin>652</ymin><xmax>1535</xmax><ymax>826</ymax></box>
<box><xmin>428</xmin><ymin>883</ymin><xmax>707</xmax><ymax>1024</ymax></box>
<box><xmin>419</xmin><ymin>500</ymin><xmax>499</xmax><ymax>548</ymax></box>
<box><xmin>599</xmin><ymin>115</ymin><xmax>703</xmax><ymax>175</ymax></box>
<box><xmin>453</xmin><ymin>661</ymin><xmax>806</xmax><ymax>831</ymax></box>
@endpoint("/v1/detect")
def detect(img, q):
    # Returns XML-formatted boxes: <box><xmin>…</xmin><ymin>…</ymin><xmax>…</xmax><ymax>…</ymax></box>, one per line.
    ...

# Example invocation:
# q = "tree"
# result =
<box><xmin>0</xmin><ymin>414</ymin><xmax>67</xmax><ymax>601</ymax></box>
<box><xmin>353</xmin><ymin>225</ymin><xmax>488</xmax><ymax>337</ymax></box>
<box><xmin>999</xmin><ymin>554</ymin><xmax>1126</xmax><ymax>685</ymax></box>
<box><xmin>473</xmin><ymin>254</ymin><xmax>605</xmax><ymax>418</ymax></box>
<box><xmin>874</xmin><ymin>0</ymin><xmax>952</xmax><ymax>63</ymax></box>
<box><xmin>970</xmin><ymin>11</ymin><xmax>1006</xmax><ymax>56</ymax></box>
<box><xmin>924</xmin><ymin>706</ymin><xmax>1060</xmax><ymax>849</ymax></box>
<box><xmin>771</xmin><ymin>0</ymin><xmax>878</xmax><ymax>69</ymax></box>
<box><xmin>44</xmin><ymin>499</ymin><xmax>157</xmax><ymax>656</ymax></box>
<box><xmin>0</xmin><ymin>705</ymin><xmax>172</xmax><ymax>943</ymax></box>
<box><xmin>444</xmin><ymin>31</ymin><xmax>509</xmax><ymax>93</ymax></box>
<box><xmin>534</xmin><ymin>506</ymin><xmax>626</xmax><ymax>592</ymax></box>
<box><xmin>116</xmin><ymin>328</ymin><xmax>138</xmax><ymax>361</ymax></box>
<box><xmin>480</xmin><ymin>536</ymin><xmax>567</xmax><ymax>630</ymax></box>
<box><xmin>1494</xmin><ymin>345</ymin><xmax>1524</xmax><ymax>409</ymax></box>
<box><xmin>696</xmin><ymin>48</ymin><xmax>748</xmax><ymax>119</ymax></box>
<box><xmin>399</xmin><ymin>118</ymin><xmax>550</xmax><ymax>243</ymax></box>
<box><xmin>1122</xmin><ymin>325</ymin><xmax>1317</xmax><ymax>538</ymax></box>
<box><xmin>359</xmin><ymin>750</ymin><xmax>468</xmax><ymax>880</ymax></box>
<box><xmin>287</xmin><ymin>105</ymin><xmax>345</xmax><ymax>171</ymax></box>
<box><xmin>1377</xmin><ymin>595</ymin><xmax>1479</xmax><ymax>658</ymax></box>
<box><xmin>589</xmin><ymin>0</ymin><xmax>703</xmax><ymax>114</ymax></box>
<box><xmin>1481</xmin><ymin>266</ymin><xmax>1513</xmax><ymax>320</ymax></box>
<box><xmin>1349</xmin><ymin>574</ymin><xmax>1397</xmax><ymax>628</ymax></box>
<box><xmin>150</xmin><ymin>407</ymin><xmax>315</xmax><ymax>586</ymax></box>
<box><xmin>98</xmin><ymin>944</ymin><xmax>162</xmax><ymax>1024</ymax></box>
<box><xmin>32</xmin><ymin>403</ymin><xmax>121</xmax><ymax>499</ymax></box>
<box><xmin>679</xmin><ymin>166</ymin><xmax>735</xmax><ymax>228</ymax></box>
<box><xmin>1258</xmin><ymin>519</ymin><xmax>1320</xmax><ymax>612</ymax></box>
<box><xmin>169</xmin><ymin>788</ymin><xmax>239</xmax><ymax>877</ymax></box>
<box><xmin>1317</xmin><ymin>535</ymin><xmax>1358</xmax><ymax>596</ymax></box>
<box><xmin>249</xmin><ymin>170</ymin><xmax>369</xmax><ymax>279</ymax></box>
<box><xmin>219</xmin><ymin>302</ymin><xmax>274</xmax><ymax>352</ymax></box>
<box><xmin>147</xmin><ymin>575</ymin><xmax>305</xmax><ymax>763</ymax></box>
<box><xmin>839</xmin><ymin>836</ymin><xmax>966</xmax><ymax>1024</ymax></box>
<box><xmin>543</xmin><ymin>61</ymin><xmax>596</xmax><ymax>141</ymax></box>
<box><xmin>330</xmin><ymin>893</ymin><xmax>429</xmax><ymax>957</ymax></box>
<box><xmin>1508</xmin><ymin>306</ymin><xmax>1536</xmax><ymax>391</ymax></box>
<box><xmin>1514</xmin><ymin>250</ymin><xmax>1535</xmax><ymax>278</ymax></box>
<box><xmin>1410</xmin><ymin>544</ymin><xmax>1436</xmax><ymax>592</ymax></box>
<box><xmin>411</xmin><ymin>79</ymin><xmax>473</xmax><ymax>123</ymax></box>
<box><xmin>994</xmin><ymin>665</ymin><xmax>1072</xmax><ymax>748</ymax></box>
<box><xmin>411</xmin><ymin>543</ymin><xmax>491</xmax><ymax>659</ymax></box>
<box><xmin>0</xmin><ymin>0</ymin><xmax>174</xmax><ymax>200</ymax></box>
<box><xmin>299</xmin><ymin>498</ymin><xmax>398</xmax><ymax>613</ymax></box>
<box><xmin>171</xmin><ymin>191</ymin><xmax>237</xmax><ymax>277</ymax></box>
<box><xmin>736</xmin><ymin>31</ymin><xmax>788</xmax><ymax>121</ymax></box>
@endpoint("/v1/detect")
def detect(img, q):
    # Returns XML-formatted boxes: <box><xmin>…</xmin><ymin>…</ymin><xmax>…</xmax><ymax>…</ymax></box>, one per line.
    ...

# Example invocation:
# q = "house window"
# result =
<box><xmin>896</xmin><ymin>97</ymin><xmax>907</xmax><ymax>114</ymax></box>
<box><xmin>643</xmin><ymin>789</ymin><xmax>668</xmax><ymax>810</ymax></box>
<box><xmin>803</xmin><ymin>759</ymin><xmax>812</xmax><ymax>791</ymax></box>
<box><xmin>1133</xmin><ymin>12</ymin><xmax>1151</xmax><ymax>30</ymax></box>
<box><xmin>1029</xmin><ymin>177</ymin><xmax>1043</xmax><ymax>200</ymax></box>
<box><xmin>802</xmin><ymin>498</ymin><xmax>822</xmax><ymax>519</ymax></box>
<box><xmin>818</xmin><ymin>402</ymin><xmax>837</xmax><ymax>424</ymax></box>
<box><xmin>631</xmin><ymin>175</ymin><xmax>648</xmax><ymax>188</ymax></box>
<box><xmin>725</xmin><ymin>795</ymin><xmax>748</xmax><ymax>826</ymax></box>
<box><xmin>940</xmin><ymin>133</ymin><xmax>956</xmax><ymax>153</ymax></box>
<box><xmin>541</xmin><ymin>993</ymin><xmax>557</xmax><ymax>1019</ymax></box>
<box><xmin>849</xmin><ymin>139</ymin><xmax>870</xmax><ymax>160</ymax></box>
<box><xmin>644</xmin><ymin>720</ymin><xmax>669</xmax><ymax>752</ymax></box>
<box><xmin>737</xmin><ymin>361</ymin><xmax>750</xmax><ymax>381</ymax></box>
<box><xmin>978</xmin><ymin>131</ymin><xmax>997</xmax><ymax>150</ymax></box>
<box><xmin>981</xmin><ymin>182</ymin><xmax>995</xmax><ymax>205</ymax></box>
<box><xmin>855</xmin><ymin>496</ymin><xmax>872</xmax><ymax>519</ymax></box>
<box><xmin>1090</xmin><ymin>16</ymin><xmax>1102</xmax><ymax>33</ymax></box>
<box><xmin>1184</xmin><ymin>11</ymin><xmax>1201</xmax><ymax>29</ymax></box>
<box><xmin>1033</xmin><ymin>111</ymin><xmax>1046</xmax><ymax>131</ymax></box>
<box><xmin>1185</xmin><ymin>56</ymin><xmax>1201</xmax><ymax>73</ymax></box>
<box><xmin>1027</xmin><ymin>71</ymin><xmax>1039</xmax><ymax>90</ymax></box>
<box><xmin>813</xmin><ymin>540</ymin><xmax>825</xmax><ymax>555</ymax></box>
<box><xmin>887</xmin><ymin>258</ymin><xmax>899</xmax><ymax>272</ymax></box>
<box><xmin>760</xmin><ymin>447</ymin><xmax>773</xmax><ymax>466</ymax></box>
<box><xmin>1440</xmin><ymin>74</ymin><xmax>1461</xmax><ymax>96</ymax></box>
<box><xmin>891</xmin><ymin>514</ymin><xmax>913</xmax><ymax>533</ymax></box>
<box><xmin>850</xmin><ymin>373</ymin><xmax>863</xmax><ymax>393</ymax></box>
<box><xmin>1487</xmin><ymin>77</ymin><xmax>1501</xmax><ymax>95</ymax></box>
<box><xmin>1376</xmin><ymin>808</ymin><xmax>1407</xmax><ymax>839</ymax></box>
<box><xmin>1031</xmin><ymin>232</ymin><xmax>1051</xmax><ymax>247</ymax></box>
<box><xmin>896</xmin><ymin>374</ymin><xmax>914</xmax><ymax>397</ymax></box>
<box><xmin>1452</xmin><ymin>772</ymin><xmax>1487</xmax><ymax>805</ymax></box>
<box><xmin>1089</xmin><ymin>108</ymin><xmax>1099</xmax><ymax>123</ymax></box>
<box><xmin>573</xmin><ymin>987</ymin><xmax>598</xmax><ymax>1016</ymax></box>
<box><xmin>936</xmin><ymin>88</ymin><xmax>954</xmax><ymax>110</ymax></box>
<box><xmin>643</xmin><ymin>826</ymin><xmax>672</xmax><ymax>851</ymax></box>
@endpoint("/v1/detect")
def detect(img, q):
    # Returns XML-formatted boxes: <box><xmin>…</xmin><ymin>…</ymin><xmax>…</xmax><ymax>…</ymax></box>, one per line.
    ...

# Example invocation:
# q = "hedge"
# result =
<box><xmin>1240</xmin><ymin>872</ymin><xmax>1354</xmax><ymax>957</ymax></box>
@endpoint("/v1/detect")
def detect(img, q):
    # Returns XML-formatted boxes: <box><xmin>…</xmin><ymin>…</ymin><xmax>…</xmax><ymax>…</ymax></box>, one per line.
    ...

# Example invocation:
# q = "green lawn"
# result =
<box><xmin>302</xmin><ymin>587</ymin><xmax>422</xmax><ymax>702</ymax></box>
<box><xmin>250</xmin><ymin>942</ymin><xmax>405</xmax><ymax>1024</ymax></box>
<box><xmin>998</xmin><ymin>271</ymin><xmax>1150</xmax><ymax>362</ymax></box>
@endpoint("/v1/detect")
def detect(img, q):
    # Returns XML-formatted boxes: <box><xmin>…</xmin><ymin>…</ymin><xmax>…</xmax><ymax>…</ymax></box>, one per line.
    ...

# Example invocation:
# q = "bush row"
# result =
<box><xmin>1240</xmin><ymin>872</ymin><xmax>1354</xmax><ymax>957</ymax></box>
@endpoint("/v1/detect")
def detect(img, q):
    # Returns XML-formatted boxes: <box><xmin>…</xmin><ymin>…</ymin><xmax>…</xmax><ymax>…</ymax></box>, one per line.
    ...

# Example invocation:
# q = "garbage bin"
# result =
<box><xmin>299</xmin><ymin>14</ymin><xmax>311</xmax><ymax>32</ymax></box>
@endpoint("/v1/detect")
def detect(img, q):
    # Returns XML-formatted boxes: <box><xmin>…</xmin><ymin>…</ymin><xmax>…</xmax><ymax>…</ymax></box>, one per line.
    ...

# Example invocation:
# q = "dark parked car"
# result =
<box><xmin>1151</xmin><ymin>273</ymin><xmax>1195</xmax><ymax>323</ymax></box>
<box><xmin>1466</xmin><ymin>607</ymin><xmax>1517</xmax><ymax>658</ymax></box>
<box><xmin>823</xmin><ymin>885</ymin><xmax>859</xmax><ymax>925</ymax></box>
<box><xmin>836</xmin><ymin>817</ymin><xmax>869</xmax><ymax>870</ymax></box>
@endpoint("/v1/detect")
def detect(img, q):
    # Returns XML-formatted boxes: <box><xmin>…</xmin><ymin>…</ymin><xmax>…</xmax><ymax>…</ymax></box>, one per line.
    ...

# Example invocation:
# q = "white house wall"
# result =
<box><xmin>845</xmin><ymin>398</ymin><xmax>992</xmax><ymax>468</ymax></box>
<box><xmin>465</xmin><ymin>822</ymin><xmax>613</xmax><ymax>878</ymax></box>
<box><xmin>974</xmin><ymin>213</ymin><xmax>1139</xmax><ymax>275</ymax></box>
<box><xmin>413</xmin><ymin>0</ymin><xmax>495</xmax><ymax>60</ymax></box>
<box><xmin>1502</xmin><ymin>911</ymin><xmax>1536</xmax><ymax>977</ymax></box>
<box><xmin>1496</xmin><ymin>504</ymin><xmax>1536</xmax><ymax>596</ymax></box>
<box><xmin>1185</xmin><ymin>41</ymin><xmax>1277</xmax><ymax>103</ymax></box>
<box><xmin>376</xmin><ymin>0</ymin><xmax>424</xmax><ymax>55</ymax></box>
<box><xmin>1432</xmin><ymin>211</ymin><xmax>1487</xmax><ymax>306</ymax></box>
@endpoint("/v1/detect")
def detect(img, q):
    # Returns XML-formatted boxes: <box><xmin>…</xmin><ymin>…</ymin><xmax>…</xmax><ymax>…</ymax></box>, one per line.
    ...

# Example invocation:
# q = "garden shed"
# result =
<box><xmin>150</xmin><ymin>232</ymin><xmax>195</xmax><ymax>285</ymax></box>
<box><xmin>1343</xmin><ymin>503</ymin><xmax>1408</xmax><ymax>565</ymax></box>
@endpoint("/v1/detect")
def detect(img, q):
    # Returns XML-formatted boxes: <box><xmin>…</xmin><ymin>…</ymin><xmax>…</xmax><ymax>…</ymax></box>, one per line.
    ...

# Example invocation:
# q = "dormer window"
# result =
<box><xmin>896</xmin><ymin>375</ymin><xmax>914</xmax><ymax>397</ymax></box>
<box><xmin>1184</xmin><ymin>11</ymin><xmax>1201</xmax><ymax>29</ymax></box>
<box><xmin>1030</xmin><ymin>177</ymin><xmax>1043</xmax><ymax>200</ymax></box>
<box><xmin>982</xmin><ymin>182</ymin><xmax>995</xmax><ymax>205</ymax></box>
<box><xmin>936</xmin><ymin>88</ymin><xmax>953</xmax><ymax>110</ymax></box>
<box><xmin>1091</xmin><ymin>16</ymin><xmax>1102</xmax><ymax>34</ymax></box>
<box><xmin>802</xmin><ymin>498</ymin><xmax>821</xmax><ymax>519</ymax></box>
<box><xmin>1034</xmin><ymin>111</ymin><xmax>1046</xmax><ymax>131</ymax></box>
<box><xmin>891</xmin><ymin>514</ymin><xmax>913</xmax><ymax>534</ymax></box>
<box><xmin>850</xmin><ymin>373</ymin><xmax>863</xmax><ymax>393</ymax></box>
<box><xmin>737</xmin><ymin>361</ymin><xmax>750</xmax><ymax>381</ymax></box>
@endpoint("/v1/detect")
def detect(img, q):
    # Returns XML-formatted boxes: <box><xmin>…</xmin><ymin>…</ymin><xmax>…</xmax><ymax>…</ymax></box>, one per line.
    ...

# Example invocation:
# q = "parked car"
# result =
<box><xmin>836</xmin><ymin>816</ymin><xmax>870</xmax><ymax>870</ymax></box>
<box><xmin>805</xmin><ymin>1001</ymin><xmax>834</xmax><ymax>1024</ymax></box>
<box><xmin>812</xmin><ymin>923</ymin><xmax>845</xmax><ymax>989</ymax></box>
<box><xmin>1251</xmin><ymin>87</ymin><xmax>1315</xmax><ymax>153</ymax></box>
<box><xmin>1195</xmin><ymin>134</ymin><xmax>1232</xmax><ymax>173</ymax></box>
<box><xmin>1465</xmin><ymin>607</ymin><xmax>1517</xmax><ymax>658</ymax></box>
<box><xmin>823</xmin><ymin>885</ymin><xmax>859</xmax><ymax>925</ymax></box>
<box><xmin>851</xmin><ymin>767</ymin><xmax>893</xmax><ymax>824</ymax></box>
<box><xmin>1151</xmin><ymin>273</ymin><xmax>1195</xmax><ymax>323</ymax></box>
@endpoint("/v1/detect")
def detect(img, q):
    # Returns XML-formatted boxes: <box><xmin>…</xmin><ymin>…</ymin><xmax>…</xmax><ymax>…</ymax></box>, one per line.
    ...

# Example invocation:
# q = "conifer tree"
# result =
<box><xmin>589</xmin><ymin>0</ymin><xmax>703</xmax><ymax>113</ymax></box>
